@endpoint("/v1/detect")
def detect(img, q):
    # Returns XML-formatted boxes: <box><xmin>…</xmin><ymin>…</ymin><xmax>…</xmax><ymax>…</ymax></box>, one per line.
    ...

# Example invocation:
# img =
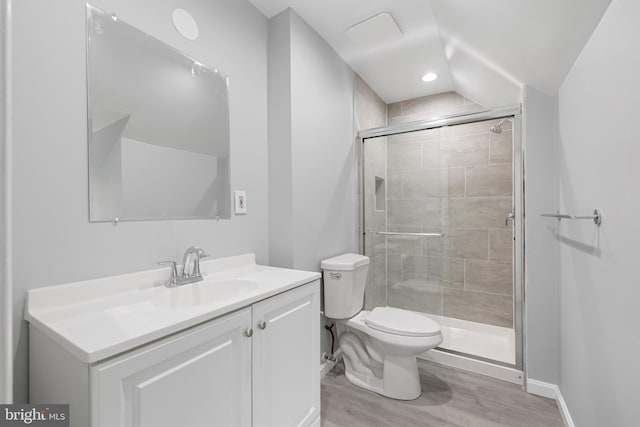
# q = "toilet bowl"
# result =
<box><xmin>337</xmin><ymin>307</ymin><xmax>442</xmax><ymax>400</ymax></box>
<box><xmin>321</xmin><ymin>254</ymin><xmax>442</xmax><ymax>400</ymax></box>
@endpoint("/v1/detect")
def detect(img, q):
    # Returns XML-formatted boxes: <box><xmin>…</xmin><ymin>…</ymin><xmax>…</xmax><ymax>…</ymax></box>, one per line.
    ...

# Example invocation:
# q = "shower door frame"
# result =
<box><xmin>358</xmin><ymin>105</ymin><xmax>525</xmax><ymax>372</ymax></box>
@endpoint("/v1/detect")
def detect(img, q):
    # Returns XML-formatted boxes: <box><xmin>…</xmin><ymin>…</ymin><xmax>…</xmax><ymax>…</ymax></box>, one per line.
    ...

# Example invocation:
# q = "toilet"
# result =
<box><xmin>321</xmin><ymin>253</ymin><xmax>442</xmax><ymax>400</ymax></box>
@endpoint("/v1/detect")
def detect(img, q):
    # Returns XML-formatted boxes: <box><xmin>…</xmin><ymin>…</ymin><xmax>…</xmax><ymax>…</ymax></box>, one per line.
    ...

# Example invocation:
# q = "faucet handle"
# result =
<box><xmin>158</xmin><ymin>261</ymin><xmax>178</xmax><ymax>287</ymax></box>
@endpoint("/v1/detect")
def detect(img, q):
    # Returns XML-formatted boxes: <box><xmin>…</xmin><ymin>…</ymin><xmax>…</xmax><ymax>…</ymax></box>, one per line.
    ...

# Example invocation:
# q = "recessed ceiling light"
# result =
<box><xmin>421</xmin><ymin>72</ymin><xmax>438</xmax><ymax>82</ymax></box>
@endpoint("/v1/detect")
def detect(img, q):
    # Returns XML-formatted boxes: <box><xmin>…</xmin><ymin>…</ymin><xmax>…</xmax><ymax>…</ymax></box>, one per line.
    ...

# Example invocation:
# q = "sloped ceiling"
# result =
<box><xmin>248</xmin><ymin>0</ymin><xmax>611</xmax><ymax>108</ymax></box>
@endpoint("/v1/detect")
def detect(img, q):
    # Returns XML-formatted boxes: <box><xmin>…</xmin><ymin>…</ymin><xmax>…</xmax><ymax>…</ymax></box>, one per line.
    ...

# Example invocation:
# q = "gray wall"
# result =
<box><xmin>555</xmin><ymin>0</ymin><xmax>639</xmax><ymax>425</ymax></box>
<box><xmin>11</xmin><ymin>0</ymin><xmax>268</xmax><ymax>402</ymax></box>
<box><xmin>522</xmin><ymin>86</ymin><xmax>558</xmax><ymax>384</ymax></box>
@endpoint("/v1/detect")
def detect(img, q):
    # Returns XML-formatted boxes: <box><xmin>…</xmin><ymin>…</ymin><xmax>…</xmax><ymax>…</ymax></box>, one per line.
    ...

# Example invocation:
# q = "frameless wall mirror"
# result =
<box><xmin>86</xmin><ymin>4</ymin><xmax>231</xmax><ymax>222</ymax></box>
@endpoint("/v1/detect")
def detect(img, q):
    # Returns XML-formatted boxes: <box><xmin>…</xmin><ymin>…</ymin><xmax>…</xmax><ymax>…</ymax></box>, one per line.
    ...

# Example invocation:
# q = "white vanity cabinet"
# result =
<box><xmin>252</xmin><ymin>282</ymin><xmax>320</xmax><ymax>427</ymax></box>
<box><xmin>28</xmin><ymin>274</ymin><xmax>320</xmax><ymax>427</ymax></box>
<box><xmin>91</xmin><ymin>308</ymin><xmax>253</xmax><ymax>427</ymax></box>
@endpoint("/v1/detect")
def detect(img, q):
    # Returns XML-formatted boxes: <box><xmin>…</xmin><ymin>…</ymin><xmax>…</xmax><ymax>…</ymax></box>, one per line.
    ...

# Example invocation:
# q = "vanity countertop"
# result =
<box><xmin>25</xmin><ymin>254</ymin><xmax>320</xmax><ymax>363</ymax></box>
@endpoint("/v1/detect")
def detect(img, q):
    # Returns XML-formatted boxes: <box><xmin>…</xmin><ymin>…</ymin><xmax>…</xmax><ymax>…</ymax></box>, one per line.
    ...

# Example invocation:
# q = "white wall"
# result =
<box><xmin>444</xmin><ymin>40</ymin><xmax>522</xmax><ymax>109</ymax></box>
<box><xmin>0</xmin><ymin>0</ymin><xmax>13</xmax><ymax>404</ymax></box>
<box><xmin>11</xmin><ymin>0</ymin><xmax>268</xmax><ymax>402</ymax></box>
<box><xmin>267</xmin><ymin>10</ymin><xmax>294</xmax><ymax>269</ymax></box>
<box><xmin>289</xmin><ymin>11</ymin><xmax>356</xmax><ymax>272</ymax></box>
<box><xmin>523</xmin><ymin>86</ymin><xmax>558</xmax><ymax>384</ymax></box>
<box><xmin>555</xmin><ymin>0</ymin><xmax>639</xmax><ymax>425</ymax></box>
<box><xmin>268</xmin><ymin>9</ymin><xmax>356</xmax><ymax>273</ymax></box>
<box><xmin>268</xmin><ymin>9</ymin><xmax>356</xmax><ymax>359</ymax></box>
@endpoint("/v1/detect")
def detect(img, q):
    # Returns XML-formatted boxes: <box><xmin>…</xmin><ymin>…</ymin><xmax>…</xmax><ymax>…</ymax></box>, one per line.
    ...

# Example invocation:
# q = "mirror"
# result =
<box><xmin>86</xmin><ymin>4</ymin><xmax>231</xmax><ymax>222</ymax></box>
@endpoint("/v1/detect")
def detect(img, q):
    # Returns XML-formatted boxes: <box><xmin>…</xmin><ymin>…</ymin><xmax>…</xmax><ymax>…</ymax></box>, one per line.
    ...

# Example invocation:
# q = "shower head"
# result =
<box><xmin>490</xmin><ymin>118</ymin><xmax>508</xmax><ymax>134</ymax></box>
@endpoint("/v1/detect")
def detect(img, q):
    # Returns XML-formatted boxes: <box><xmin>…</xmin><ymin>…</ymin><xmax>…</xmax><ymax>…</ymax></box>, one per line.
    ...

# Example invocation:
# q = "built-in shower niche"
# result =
<box><xmin>374</xmin><ymin>176</ymin><xmax>385</xmax><ymax>211</ymax></box>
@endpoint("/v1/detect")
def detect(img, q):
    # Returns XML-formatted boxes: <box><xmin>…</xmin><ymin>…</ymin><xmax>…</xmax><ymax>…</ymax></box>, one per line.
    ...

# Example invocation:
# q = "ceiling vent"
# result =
<box><xmin>346</xmin><ymin>12</ymin><xmax>402</xmax><ymax>47</ymax></box>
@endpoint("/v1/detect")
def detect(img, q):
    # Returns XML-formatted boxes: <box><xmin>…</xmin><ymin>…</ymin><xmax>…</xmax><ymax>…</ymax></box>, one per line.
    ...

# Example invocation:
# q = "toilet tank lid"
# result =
<box><xmin>321</xmin><ymin>253</ymin><xmax>370</xmax><ymax>271</ymax></box>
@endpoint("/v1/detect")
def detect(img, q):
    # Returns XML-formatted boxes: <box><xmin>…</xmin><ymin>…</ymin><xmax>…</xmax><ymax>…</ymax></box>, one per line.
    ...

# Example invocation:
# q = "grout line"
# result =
<box><xmin>488</xmin><ymin>223</ymin><xmax>491</xmax><ymax>263</ymax></box>
<box><xmin>488</xmin><ymin>132</ymin><xmax>492</xmax><ymax>164</ymax></box>
<box><xmin>463</xmin><ymin>259</ymin><xmax>467</xmax><ymax>291</ymax></box>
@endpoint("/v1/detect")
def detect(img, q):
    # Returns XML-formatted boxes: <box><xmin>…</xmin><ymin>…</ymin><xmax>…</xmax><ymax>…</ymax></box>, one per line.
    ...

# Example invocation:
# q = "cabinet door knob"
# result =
<box><xmin>244</xmin><ymin>328</ymin><xmax>253</xmax><ymax>337</ymax></box>
<box><xmin>258</xmin><ymin>321</ymin><xmax>267</xmax><ymax>330</ymax></box>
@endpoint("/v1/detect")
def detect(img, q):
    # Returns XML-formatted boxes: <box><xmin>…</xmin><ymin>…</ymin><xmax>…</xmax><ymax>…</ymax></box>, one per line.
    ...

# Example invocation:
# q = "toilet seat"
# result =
<box><xmin>365</xmin><ymin>307</ymin><xmax>440</xmax><ymax>337</ymax></box>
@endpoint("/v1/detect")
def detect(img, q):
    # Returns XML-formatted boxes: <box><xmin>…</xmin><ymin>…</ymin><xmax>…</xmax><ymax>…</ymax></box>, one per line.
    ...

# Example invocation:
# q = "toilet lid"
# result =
<box><xmin>365</xmin><ymin>307</ymin><xmax>441</xmax><ymax>337</ymax></box>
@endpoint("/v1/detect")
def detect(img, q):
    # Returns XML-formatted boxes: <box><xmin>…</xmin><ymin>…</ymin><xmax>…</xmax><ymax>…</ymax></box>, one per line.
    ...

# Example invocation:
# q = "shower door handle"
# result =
<box><xmin>505</xmin><ymin>212</ymin><xmax>515</xmax><ymax>226</ymax></box>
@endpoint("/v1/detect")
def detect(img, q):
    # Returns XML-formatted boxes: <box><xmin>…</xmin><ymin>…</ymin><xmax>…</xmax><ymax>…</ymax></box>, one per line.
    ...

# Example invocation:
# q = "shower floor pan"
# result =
<box><xmin>424</xmin><ymin>314</ymin><xmax>515</xmax><ymax>365</ymax></box>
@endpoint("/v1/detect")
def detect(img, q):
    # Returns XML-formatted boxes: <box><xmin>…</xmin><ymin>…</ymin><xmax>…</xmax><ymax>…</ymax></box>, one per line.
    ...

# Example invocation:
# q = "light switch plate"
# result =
<box><xmin>234</xmin><ymin>190</ymin><xmax>247</xmax><ymax>214</ymax></box>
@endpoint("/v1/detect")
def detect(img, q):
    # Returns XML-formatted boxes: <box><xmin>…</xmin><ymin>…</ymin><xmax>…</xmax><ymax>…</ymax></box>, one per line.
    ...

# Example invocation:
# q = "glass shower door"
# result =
<box><xmin>362</xmin><ymin>135</ymin><xmax>388</xmax><ymax>311</ymax></box>
<box><xmin>362</xmin><ymin>117</ymin><xmax>518</xmax><ymax>367</ymax></box>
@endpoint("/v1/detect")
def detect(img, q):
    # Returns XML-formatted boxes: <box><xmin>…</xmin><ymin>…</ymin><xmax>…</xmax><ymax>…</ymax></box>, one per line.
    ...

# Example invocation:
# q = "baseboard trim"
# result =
<box><xmin>420</xmin><ymin>349</ymin><xmax>523</xmax><ymax>385</ymax></box>
<box><xmin>556</xmin><ymin>387</ymin><xmax>575</xmax><ymax>427</ymax></box>
<box><xmin>526</xmin><ymin>379</ymin><xmax>556</xmax><ymax>399</ymax></box>
<box><xmin>320</xmin><ymin>349</ymin><xmax>343</xmax><ymax>378</ymax></box>
<box><xmin>526</xmin><ymin>379</ymin><xmax>575</xmax><ymax>427</ymax></box>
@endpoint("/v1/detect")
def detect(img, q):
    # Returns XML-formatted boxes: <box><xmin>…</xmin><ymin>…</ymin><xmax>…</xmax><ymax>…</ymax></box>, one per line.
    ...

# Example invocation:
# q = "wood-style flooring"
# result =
<box><xmin>321</xmin><ymin>360</ymin><xmax>564</xmax><ymax>427</ymax></box>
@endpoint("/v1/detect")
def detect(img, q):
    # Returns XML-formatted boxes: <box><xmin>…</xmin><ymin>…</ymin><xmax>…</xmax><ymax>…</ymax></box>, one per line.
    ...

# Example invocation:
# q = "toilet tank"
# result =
<box><xmin>321</xmin><ymin>254</ymin><xmax>370</xmax><ymax>319</ymax></box>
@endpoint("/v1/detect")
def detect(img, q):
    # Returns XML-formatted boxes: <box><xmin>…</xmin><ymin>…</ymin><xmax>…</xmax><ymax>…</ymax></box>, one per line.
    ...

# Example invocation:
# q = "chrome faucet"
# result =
<box><xmin>158</xmin><ymin>246</ymin><xmax>210</xmax><ymax>288</ymax></box>
<box><xmin>180</xmin><ymin>246</ymin><xmax>209</xmax><ymax>280</ymax></box>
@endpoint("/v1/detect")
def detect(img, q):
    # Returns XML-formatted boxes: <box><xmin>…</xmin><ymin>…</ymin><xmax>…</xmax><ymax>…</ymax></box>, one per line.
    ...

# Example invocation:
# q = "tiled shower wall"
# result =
<box><xmin>385</xmin><ymin>93</ymin><xmax>514</xmax><ymax>328</ymax></box>
<box><xmin>354</xmin><ymin>75</ymin><xmax>387</xmax><ymax>310</ymax></box>
<box><xmin>388</xmin><ymin>92</ymin><xmax>484</xmax><ymax>125</ymax></box>
<box><xmin>354</xmin><ymin>83</ymin><xmax>515</xmax><ymax>327</ymax></box>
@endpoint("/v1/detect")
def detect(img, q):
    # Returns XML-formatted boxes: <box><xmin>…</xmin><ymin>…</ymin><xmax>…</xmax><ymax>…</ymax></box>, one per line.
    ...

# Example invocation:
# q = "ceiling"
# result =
<box><xmin>248</xmin><ymin>0</ymin><xmax>611</xmax><ymax>107</ymax></box>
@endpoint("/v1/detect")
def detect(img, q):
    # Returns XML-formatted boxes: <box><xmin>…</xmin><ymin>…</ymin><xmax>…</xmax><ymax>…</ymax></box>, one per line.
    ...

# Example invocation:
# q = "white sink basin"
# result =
<box><xmin>25</xmin><ymin>254</ymin><xmax>321</xmax><ymax>363</ymax></box>
<box><xmin>153</xmin><ymin>279</ymin><xmax>259</xmax><ymax>308</ymax></box>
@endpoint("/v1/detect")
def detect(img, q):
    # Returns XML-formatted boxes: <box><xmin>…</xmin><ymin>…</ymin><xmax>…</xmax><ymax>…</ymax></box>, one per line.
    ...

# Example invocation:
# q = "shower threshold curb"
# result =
<box><xmin>419</xmin><ymin>349</ymin><xmax>523</xmax><ymax>385</ymax></box>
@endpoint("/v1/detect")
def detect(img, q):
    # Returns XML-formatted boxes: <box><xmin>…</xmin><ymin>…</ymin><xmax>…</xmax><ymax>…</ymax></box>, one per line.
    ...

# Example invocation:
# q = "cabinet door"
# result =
<box><xmin>252</xmin><ymin>281</ymin><xmax>320</xmax><ymax>427</ymax></box>
<box><xmin>91</xmin><ymin>308</ymin><xmax>252</xmax><ymax>427</ymax></box>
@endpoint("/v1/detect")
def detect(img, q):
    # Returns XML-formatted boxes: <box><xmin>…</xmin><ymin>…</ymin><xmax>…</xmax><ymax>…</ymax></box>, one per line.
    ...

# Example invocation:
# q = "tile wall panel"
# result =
<box><xmin>356</xmin><ymin>87</ymin><xmax>515</xmax><ymax>327</ymax></box>
<box><xmin>466</xmin><ymin>164</ymin><xmax>513</xmax><ymax>197</ymax></box>
<box><xmin>382</xmin><ymin>93</ymin><xmax>515</xmax><ymax>328</ymax></box>
<box><xmin>355</xmin><ymin>75</ymin><xmax>387</xmax><ymax>309</ymax></box>
<box><xmin>443</xmin><ymin>288</ymin><xmax>513</xmax><ymax>327</ymax></box>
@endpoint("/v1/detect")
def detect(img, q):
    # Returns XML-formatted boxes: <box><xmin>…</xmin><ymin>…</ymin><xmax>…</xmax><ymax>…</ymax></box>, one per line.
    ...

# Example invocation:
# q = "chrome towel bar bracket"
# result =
<box><xmin>541</xmin><ymin>209</ymin><xmax>602</xmax><ymax>225</ymax></box>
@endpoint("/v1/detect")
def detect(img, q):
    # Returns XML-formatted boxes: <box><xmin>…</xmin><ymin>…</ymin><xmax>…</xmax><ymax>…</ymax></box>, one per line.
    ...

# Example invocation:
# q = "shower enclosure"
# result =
<box><xmin>360</xmin><ymin>107</ymin><xmax>523</xmax><ymax>369</ymax></box>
